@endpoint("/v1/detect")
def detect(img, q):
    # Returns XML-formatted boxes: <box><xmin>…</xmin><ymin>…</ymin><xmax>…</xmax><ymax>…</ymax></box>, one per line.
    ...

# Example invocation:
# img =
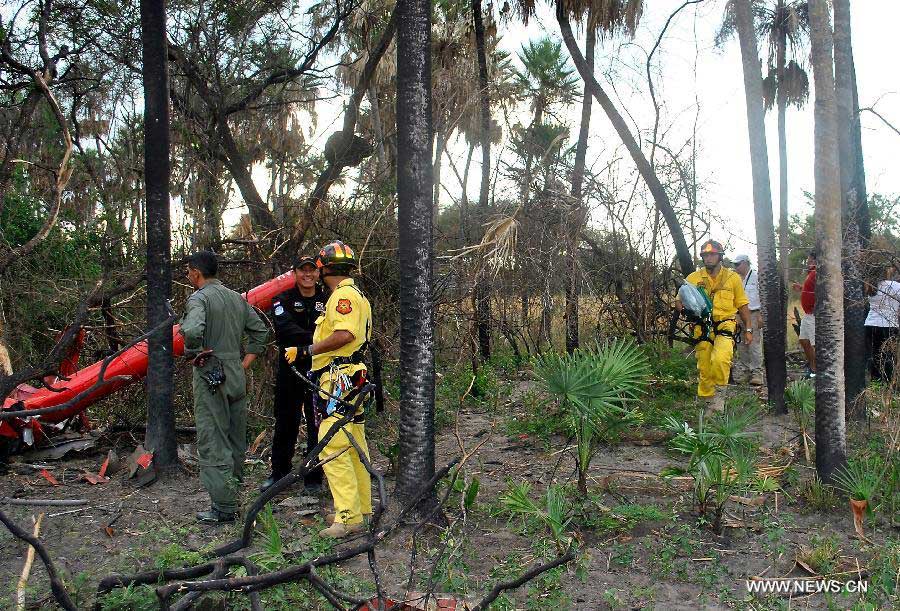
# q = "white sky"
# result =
<box><xmin>487</xmin><ymin>1</ymin><xmax>899</xmax><ymax>262</ymax></box>
<box><xmin>271</xmin><ymin>1</ymin><xmax>898</xmax><ymax>268</ymax></box>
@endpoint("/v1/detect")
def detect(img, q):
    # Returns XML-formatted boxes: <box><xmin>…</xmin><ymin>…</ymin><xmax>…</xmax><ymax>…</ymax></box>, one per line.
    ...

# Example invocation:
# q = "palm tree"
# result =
<box><xmin>720</xmin><ymin>0</ymin><xmax>788</xmax><ymax>414</ymax></box>
<box><xmin>833</xmin><ymin>0</ymin><xmax>869</xmax><ymax>415</ymax></box>
<box><xmin>511</xmin><ymin>38</ymin><xmax>579</xmax><ymax>345</ymax></box>
<box><xmin>807</xmin><ymin>0</ymin><xmax>847</xmax><ymax>482</ymax></box>
<box><xmin>554</xmin><ymin>2</ymin><xmax>694</xmax><ymax>276</ymax></box>
<box><xmin>720</xmin><ymin>1</ymin><xmax>810</xmax><ymax>313</ymax></box>
<box><xmin>514</xmin><ymin>38</ymin><xmax>580</xmax><ymax>208</ymax></box>
<box><xmin>473</xmin><ymin>0</ymin><xmax>493</xmax><ymax>360</ymax></box>
<box><xmin>395</xmin><ymin>0</ymin><xmax>437</xmax><ymax>505</ymax></box>
<box><xmin>762</xmin><ymin>2</ymin><xmax>809</xmax><ymax>314</ymax></box>
<box><xmin>141</xmin><ymin>0</ymin><xmax>176</xmax><ymax>467</ymax></box>
<box><xmin>560</xmin><ymin>2</ymin><xmax>638</xmax><ymax>352</ymax></box>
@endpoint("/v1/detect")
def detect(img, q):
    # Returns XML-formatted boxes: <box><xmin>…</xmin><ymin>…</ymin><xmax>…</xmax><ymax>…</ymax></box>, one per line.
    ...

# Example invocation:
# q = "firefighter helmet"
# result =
<box><xmin>700</xmin><ymin>240</ymin><xmax>725</xmax><ymax>256</ymax></box>
<box><xmin>315</xmin><ymin>240</ymin><xmax>357</xmax><ymax>274</ymax></box>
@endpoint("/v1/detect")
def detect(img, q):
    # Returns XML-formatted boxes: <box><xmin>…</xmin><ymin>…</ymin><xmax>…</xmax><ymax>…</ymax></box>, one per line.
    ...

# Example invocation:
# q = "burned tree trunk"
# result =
<box><xmin>566</xmin><ymin>23</ymin><xmax>595</xmax><ymax>354</ymax></box>
<box><xmin>833</xmin><ymin>0</ymin><xmax>868</xmax><ymax>416</ymax></box>
<box><xmin>141</xmin><ymin>0</ymin><xmax>177</xmax><ymax>468</ymax></box>
<box><xmin>557</xmin><ymin>5</ymin><xmax>692</xmax><ymax>277</ymax></box>
<box><xmin>733</xmin><ymin>0</ymin><xmax>787</xmax><ymax>413</ymax></box>
<box><xmin>395</xmin><ymin>0</ymin><xmax>437</xmax><ymax>509</ymax></box>
<box><xmin>472</xmin><ymin>0</ymin><xmax>492</xmax><ymax>360</ymax></box>
<box><xmin>808</xmin><ymin>0</ymin><xmax>847</xmax><ymax>482</ymax></box>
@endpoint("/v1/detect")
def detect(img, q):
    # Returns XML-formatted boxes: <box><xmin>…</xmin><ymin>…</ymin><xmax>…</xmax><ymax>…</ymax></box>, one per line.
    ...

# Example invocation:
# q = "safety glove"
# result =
<box><xmin>284</xmin><ymin>345</ymin><xmax>313</xmax><ymax>364</ymax></box>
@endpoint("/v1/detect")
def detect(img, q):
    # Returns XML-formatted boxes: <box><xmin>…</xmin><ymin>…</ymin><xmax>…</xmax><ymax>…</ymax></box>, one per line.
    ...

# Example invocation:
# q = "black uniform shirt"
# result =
<box><xmin>271</xmin><ymin>285</ymin><xmax>327</xmax><ymax>349</ymax></box>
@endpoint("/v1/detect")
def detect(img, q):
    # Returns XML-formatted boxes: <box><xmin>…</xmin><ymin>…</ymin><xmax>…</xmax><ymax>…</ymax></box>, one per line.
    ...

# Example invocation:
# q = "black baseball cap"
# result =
<box><xmin>293</xmin><ymin>256</ymin><xmax>317</xmax><ymax>269</ymax></box>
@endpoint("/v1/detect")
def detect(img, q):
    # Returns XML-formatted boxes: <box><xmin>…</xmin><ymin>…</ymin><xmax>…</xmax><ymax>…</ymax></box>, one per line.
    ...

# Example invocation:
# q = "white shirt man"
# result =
<box><xmin>732</xmin><ymin>254</ymin><xmax>764</xmax><ymax>385</ymax></box>
<box><xmin>865</xmin><ymin>265</ymin><xmax>900</xmax><ymax>381</ymax></box>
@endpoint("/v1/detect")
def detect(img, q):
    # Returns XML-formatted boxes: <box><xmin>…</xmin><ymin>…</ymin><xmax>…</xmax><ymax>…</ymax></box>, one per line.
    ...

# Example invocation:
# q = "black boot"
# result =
<box><xmin>260</xmin><ymin>473</ymin><xmax>287</xmax><ymax>492</ymax></box>
<box><xmin>196</xmin><ymin>508</ymin><xmax>237</xmax><ymax>524</ymax></box>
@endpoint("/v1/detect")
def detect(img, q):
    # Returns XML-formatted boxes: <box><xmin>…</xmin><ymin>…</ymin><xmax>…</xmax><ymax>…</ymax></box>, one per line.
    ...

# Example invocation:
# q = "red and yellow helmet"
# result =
<box><xmin>700</xmin><ymin>240</ymin><xmax>725</xmax><ymax>256</ymax></box>
<box><xmin>315</xmin><ymin>240</ymin><xmax>357</xmax><ymax>273</ymax></box>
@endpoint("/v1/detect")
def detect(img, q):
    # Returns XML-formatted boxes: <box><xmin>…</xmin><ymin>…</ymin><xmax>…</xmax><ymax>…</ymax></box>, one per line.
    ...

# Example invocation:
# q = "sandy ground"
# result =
<box><xmin>0</xmin><ymin>375</ymin><xmax>896</xmax><ymax>610</ymax></box>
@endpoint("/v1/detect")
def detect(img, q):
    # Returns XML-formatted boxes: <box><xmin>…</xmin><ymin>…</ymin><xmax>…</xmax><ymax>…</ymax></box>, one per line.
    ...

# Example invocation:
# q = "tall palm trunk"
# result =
<box><xmin>775</xmin><ymin>9</ymin><xmax>790</xmax><ymax>327</ymax></box>
<box><xmin>566</xmin><ymin>24</ymin><xmax>595</xmax><ymax>354</ymax></box>
<box><xmin>395</xmin><ymin>0</ymin><xmax>437</xmax><ymax>505</ymax></box>
<box><xmin>833</xmin><ymin>0</ymin><xmax>867</xmax><ymax>416</ymax></box>
<box><xmin>141</xmin><ymin>0</ymin><xmax>177</xmax><ymax>467</ymax></box>
<box><xmin>460</xmin><ymin>140</ymin><xmax>475</xmax><ymax>242</ymax></box>
<box><xmin>557</xmin><ymin>6</ymin><xmax>693</xmax><ymax>276</ymax></box>
<box><xmin>368</xmin><ymin>86</ymin><xmax>387</xmax><ymax>172</ymax></box>
<box><xmin>473</xmin><ymin>0</ymin><xmax>491</xmax><ymax>360</ymax></box>
<box><xmin>808</xmin><ymin>0</ymin><xmax>847</xmax><ymax>482</ymax></box>
<box><xmin>733</xmin><ymin>0</ymin><xmax>788</xmax><ymax>413</ymax></box>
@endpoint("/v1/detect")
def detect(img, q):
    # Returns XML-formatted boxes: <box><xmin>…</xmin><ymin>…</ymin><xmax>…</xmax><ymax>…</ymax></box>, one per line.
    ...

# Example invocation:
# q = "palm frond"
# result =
<box><xmin>535</xmin><ymin>338</ymin><xmax>649</xmax><ymax>435</ymax></box>
<box><xmin>781</xmin><ymin>59</ymin><xmax>809</xmax><ymax>108</ymax></box>
<box><xmin>785</xmin><ymin>379</ymin><xmax>814</xmax><ymax>415</ymax></box>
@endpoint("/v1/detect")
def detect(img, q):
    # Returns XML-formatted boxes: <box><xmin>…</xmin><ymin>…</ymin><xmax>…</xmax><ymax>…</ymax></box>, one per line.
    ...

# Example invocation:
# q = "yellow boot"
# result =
<box><xmin>319</xmin><ymin>521</ymin><xmax>365</xmax><ymax>539</ymax></box>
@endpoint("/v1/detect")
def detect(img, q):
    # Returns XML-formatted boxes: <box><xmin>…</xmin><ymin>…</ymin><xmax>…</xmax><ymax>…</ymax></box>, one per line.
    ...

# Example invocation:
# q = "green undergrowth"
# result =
<box><xmin>641</xmin><ymin>342</ymin><xmax>696</xmax><ymax>427</ymax></box>
<box><xmin>95</xmin><ymin>504</ymin><xmax>371</xmax><ymax>610</ymax></box>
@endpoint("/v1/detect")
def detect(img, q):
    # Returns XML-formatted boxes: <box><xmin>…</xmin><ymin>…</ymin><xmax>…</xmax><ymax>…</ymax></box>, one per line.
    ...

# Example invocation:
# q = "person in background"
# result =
<box><xmin>865</xmin><ymin>264</ymin><xmax>900</xmax><ymax>383</ymax></box>
<box><xmin>732</xmin><ymin>254</ymin><xmax>764</xmax><ymax>386</ymax></box>
<box><xmin>261</xmin><ymin>256</ymin><xmax>327</xmax><ymax>492</ymax></box>
<box><xmin>792</xmin><ymin>251</ymin><xmax>817</xmax><ymax>378</ymax></box>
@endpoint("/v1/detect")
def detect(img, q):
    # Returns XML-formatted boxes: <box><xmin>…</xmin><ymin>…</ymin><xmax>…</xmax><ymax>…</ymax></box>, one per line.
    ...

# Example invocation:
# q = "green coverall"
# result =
<box><xmin>180</xmin><ymin>279</ymin><xmax>268</xmax><ymax>514</ymax></box>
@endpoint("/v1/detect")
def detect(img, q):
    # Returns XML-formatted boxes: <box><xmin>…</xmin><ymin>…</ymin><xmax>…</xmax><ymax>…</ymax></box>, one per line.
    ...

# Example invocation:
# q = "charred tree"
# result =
<box><xmin>733</xmin><ymin>0</ymin><xmax>788</xmax><ymax>413</ymax></box>
<box><xmin>808</xmin><ymin>0</ymin><xmax>847</xmax><ymax>481</ymax></box>
<box><xmin>472</xmin><ymin>0</ymin><xmax>492</xmax><ymax>360</ymax></box>
<box><xmin>833</xmin><ymin>0</ymin><xmax>868</xmax><ymax>416</ymax></box>
<box><xmin>556</xmin><ymin>5</ymin><xmax>692</xmax><ymax>277</ymax></box>
<box><xmin>141</xmin><ymin>0</ymin><xmax>177</xmax><ymax>467</ymax></box>
<box><xmin>395</xmin><ymin>0</ymin><xmax>438</xmax><ymax>509</ymax></box>
<box><xmin>566</xmin><ymin>21</ymin><xmax>595</xmax><ymax>354</ymax></box>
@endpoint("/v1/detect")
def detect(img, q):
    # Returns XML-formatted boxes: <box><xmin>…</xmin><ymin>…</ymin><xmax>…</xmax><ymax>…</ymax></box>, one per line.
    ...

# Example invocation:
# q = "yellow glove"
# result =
<box><xmin>284</xmin><ymin>346</ymin><xmax>298</xmax><ymax>364</ymax></box>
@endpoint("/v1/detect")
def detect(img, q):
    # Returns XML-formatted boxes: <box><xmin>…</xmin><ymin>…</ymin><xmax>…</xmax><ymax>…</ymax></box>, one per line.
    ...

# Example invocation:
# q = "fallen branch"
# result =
<box><xmin>153</xmin><ymin>460</ymin><xmax>461</xmax><ymax>606</ymax></box>
<box><xmin>470</xmin><ymin>547</ymin><xmax>577</xmax><ymax>611</ymax></box>
<box><xmin>0</xmin><ymin>510</ymin><xmax>76</xmax><ymax>610</ymax></box>
<box><xmin>15</xmin><ymin>512</ymin><xmax>44</xmax><ymax>611</ymax></box>
<box><xmin>0</xmin><ymin>498</ymin><xmax>88</xmax><ymax>507</ymax></box>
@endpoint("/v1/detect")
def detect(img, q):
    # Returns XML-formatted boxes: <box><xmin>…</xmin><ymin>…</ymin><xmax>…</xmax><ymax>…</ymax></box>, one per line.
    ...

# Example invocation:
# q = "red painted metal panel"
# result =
<box><xmin>1</xmin><ymin>272</ymin><xmax>294</xmax><ymax>439</ymax></box>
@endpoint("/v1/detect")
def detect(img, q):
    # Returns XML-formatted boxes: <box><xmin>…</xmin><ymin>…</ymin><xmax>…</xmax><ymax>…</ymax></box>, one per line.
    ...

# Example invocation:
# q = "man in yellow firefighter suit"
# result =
<box><xmin>285</xmin><ymin>240</ymin><xmax>372</xmax><ymax>539</ymax></box>
<box><xmin>676</xmin><ymin>240</ymin><xmax>754</xmax><ymax>413</ymax></box>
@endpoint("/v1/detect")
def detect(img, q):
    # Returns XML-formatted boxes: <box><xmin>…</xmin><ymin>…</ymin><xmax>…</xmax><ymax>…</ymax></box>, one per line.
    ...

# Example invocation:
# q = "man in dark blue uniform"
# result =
<box><xmin>261</xmin><ymin>256</ymin><xmax>327</xmax><ymax>491</ymax></box>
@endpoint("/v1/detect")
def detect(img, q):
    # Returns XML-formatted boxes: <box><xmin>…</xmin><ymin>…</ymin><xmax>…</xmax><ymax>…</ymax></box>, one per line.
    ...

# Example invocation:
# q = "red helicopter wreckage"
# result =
<box><xmin>0</xmin><ymin>272</ymin><xmax>296</xmax><ymax>450</ymax></box>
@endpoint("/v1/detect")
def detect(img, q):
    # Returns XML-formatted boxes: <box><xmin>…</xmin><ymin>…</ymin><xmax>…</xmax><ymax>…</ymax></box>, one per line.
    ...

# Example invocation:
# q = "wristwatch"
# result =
<box><xmin>745</xmin><ymin>328</ymin><xmax>754</xmax><ymax>333</ymax></box>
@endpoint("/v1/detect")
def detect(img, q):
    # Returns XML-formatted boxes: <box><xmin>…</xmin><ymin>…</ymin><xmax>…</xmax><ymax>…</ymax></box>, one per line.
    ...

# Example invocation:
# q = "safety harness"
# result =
<box><xmin>303</xmin><ymin>281</ymin><xmax>373</xmax><ymax>422</ymax></box>
<box><xmin>671</xmin><ymin>270</ymin><xmax>738</xmax><ymax>347</ymax></box>
<box><xmin>290</xmin><ymin>364</ymin><xmax>371</xmax><ymax>423</ymax></box>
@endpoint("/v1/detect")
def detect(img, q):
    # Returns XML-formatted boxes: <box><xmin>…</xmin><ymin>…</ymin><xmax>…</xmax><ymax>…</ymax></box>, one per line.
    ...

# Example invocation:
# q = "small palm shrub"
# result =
<box><xmin>785</xmin><ymin>379</ymin><xmax>814</xmax><ymax>462</ymax></box>
<box><xmin>661</xmin><ymin>407</ymin><xmax>761</xmax><ymax>533</ymax></box>
<box><xmin>534</xmin><ymin>339</ymin><xmax>650</xmax><ymax>495</ymax></box>
<box><xmin>500</xmin><ymin>482</ymin><xmax>574</xmax><ymax>553</ymax></box>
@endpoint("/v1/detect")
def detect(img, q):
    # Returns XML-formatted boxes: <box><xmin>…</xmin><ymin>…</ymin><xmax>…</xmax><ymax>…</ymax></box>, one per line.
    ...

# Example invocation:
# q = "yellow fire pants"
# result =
<box><xmin>318</xmin><ymin>415</ymin><xmax>372</xmax><ymax>525</ymax></box>
<box><xmin>694</xmin><ymin>323</ymin><xmax>736</xmax><ymax>397</ymax></box>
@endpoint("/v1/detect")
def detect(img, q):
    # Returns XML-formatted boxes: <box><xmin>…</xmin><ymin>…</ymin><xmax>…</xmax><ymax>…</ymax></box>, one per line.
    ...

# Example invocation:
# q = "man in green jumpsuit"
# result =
<box><xmin>181</xmin><ymin>251</ymin><xmax>269</xmax><ymax>523</ymax></box>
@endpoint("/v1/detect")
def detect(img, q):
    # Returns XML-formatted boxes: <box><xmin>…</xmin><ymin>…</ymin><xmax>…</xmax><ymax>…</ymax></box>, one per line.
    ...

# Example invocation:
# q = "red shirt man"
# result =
<box><xmin>800</xmin><ymin>268</ymin><xmax>816</xmax><ymax>314</ymax></box>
